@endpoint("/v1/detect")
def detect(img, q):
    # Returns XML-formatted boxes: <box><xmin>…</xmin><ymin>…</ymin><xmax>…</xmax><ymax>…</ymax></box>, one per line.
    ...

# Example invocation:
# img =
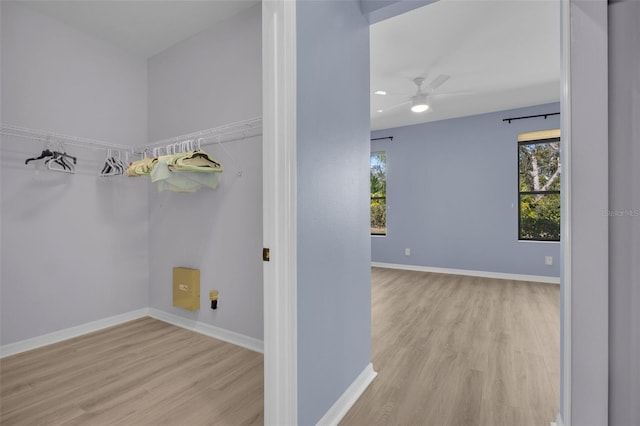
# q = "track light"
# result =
<box><xmin>411</xmin><ymin>94</ymin><xmax>429</xmax><ymax>113</ymax></box>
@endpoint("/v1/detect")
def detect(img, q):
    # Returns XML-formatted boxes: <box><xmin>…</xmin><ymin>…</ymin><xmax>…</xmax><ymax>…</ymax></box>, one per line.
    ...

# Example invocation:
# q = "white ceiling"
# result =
<box><xmin>15</xmin><ymin>0</ymin><xmax>558</xmax><ymax>130</ymax></box>
<box><xmin>19</xmin><ymin>0</ymin><xmax>259</xmax><ymax>58</ymax></box>
<box><xmin>370</xmin><ymin>0</ymin><xmax>561</xmax><ymax>130</ymax></box>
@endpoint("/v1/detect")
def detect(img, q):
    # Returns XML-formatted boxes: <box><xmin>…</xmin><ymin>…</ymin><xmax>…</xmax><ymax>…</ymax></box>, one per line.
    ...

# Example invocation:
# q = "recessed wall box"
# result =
<box><xmin>173</xmin><ymin>267</ymin><xmax>200</xmax><ymax>311</ymax></box>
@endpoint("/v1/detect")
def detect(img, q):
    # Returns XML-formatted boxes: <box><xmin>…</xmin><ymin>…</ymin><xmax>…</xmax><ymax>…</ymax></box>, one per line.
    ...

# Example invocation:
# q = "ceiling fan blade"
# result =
<box><xmin>379</xmin><ymin>100</ymin><xmax>410</xmax><ymax>112</ymax></box>
<box><xmin>376</xmin><ymin>91</ymin><xmax>408</xmax><ymax>97</ymax></box>
<box><xmin>428</xmin><ymin>74</ymin><xmax>451</xmax><ymax>91</ymax></box>
<box><xmin>430</xmin><ymin>90</ymin><xmax>475</xmax><ymax>98</ymax></box>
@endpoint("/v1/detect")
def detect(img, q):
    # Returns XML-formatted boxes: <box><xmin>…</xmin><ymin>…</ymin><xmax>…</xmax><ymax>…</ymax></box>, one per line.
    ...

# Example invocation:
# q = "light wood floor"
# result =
<box><xmin>0</xmin><ymin>317</ymin><xmax>263</xmax><ymax>426</ymax></box>
<box><xmin>1</xmin><ymin>270</ymin><xmax>559</xmax><ymax>426</ymax></box>
<box><xmin>341</xmin><ymin>268</ymin><xmax>560</xmax><ymax>426</ymax></box>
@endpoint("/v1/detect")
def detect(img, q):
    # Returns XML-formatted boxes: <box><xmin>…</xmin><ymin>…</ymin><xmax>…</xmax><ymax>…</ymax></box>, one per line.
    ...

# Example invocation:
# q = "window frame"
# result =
<box><xmin>517</xmin><ymin>135</ymin><xmax>561</xmax><ymax>242</ymax></box>
<box><xmin>370</xmin><ymin>151</ymin><xmax>387</xmax><ymax>236</ymax></box>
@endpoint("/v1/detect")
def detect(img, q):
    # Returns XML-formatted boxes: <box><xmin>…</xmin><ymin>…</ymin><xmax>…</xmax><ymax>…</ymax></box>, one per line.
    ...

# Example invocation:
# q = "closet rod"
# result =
<box><xmin>0</xmin><ymin>124</ymin><xmax>132</xmax><ymax>151</ymax></box>
<box><xmin>140</xmin><ymin>116</ymin><xmax>263</xmax><ymax>151</ymax></box>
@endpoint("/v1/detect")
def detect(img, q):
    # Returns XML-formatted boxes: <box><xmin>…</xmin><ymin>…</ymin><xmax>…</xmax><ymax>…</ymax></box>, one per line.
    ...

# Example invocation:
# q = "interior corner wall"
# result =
<box><xmin>371</xmin><ymin>103</ymin><xmax>561</xmax><ymax>278</ymax></box>
<box><xmin>360</xmin><ymin>0</ymin><xmax>437</xmax><ymax>24</ymax></box>
<box><xmin>608</xmin><ymin>1</ymin><xmax>640</xmax><ymax>424</ymax></box>
<box><xmin>146</xmin><ymin>4</ymin><xmax>263</xmax><ymax>340</ymax></box>
<box><xmin>0</xmin><ymin>2</ymin><xmax>149</xmax><ymax>345</ymax></box>
<box><xmin>296</xmin><ymin>1</ymin><xmax>371</xmax><ymax>424</ymax></box>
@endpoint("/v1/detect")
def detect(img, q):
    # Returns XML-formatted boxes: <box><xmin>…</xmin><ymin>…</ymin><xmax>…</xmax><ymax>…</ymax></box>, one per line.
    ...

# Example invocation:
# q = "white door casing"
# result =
<box><xmin>262</xmin><ymin>1</ymin><xmax>298</xmax><ymax>425</ymax></box>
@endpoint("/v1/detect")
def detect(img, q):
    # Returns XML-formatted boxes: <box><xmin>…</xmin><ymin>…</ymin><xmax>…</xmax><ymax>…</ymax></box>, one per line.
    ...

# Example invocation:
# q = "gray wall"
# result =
<box><xmin>146</xmin><ymin>5</ymin><xmax>263</xmax><ymax>340</ymax></box>
<box><xmin>371</xmin><ymin>103</ymin><xmax>561</xmax><ymax>278</ymax></box>
<box><xmin>608</xmin><ymin>1</ymin><xmax>640</xmax><ymax>424</ymax></box>
<box><xmin>296</xmin><ymin>1</ymin><xmax>372</xmax><ymax>424</ymax></box>
<box><xmin>0</xmin><ymin>2</ymin><xmax>149</xmax><ymax>345</ymax></box>
<box><xmin>564</xmin><ymin>0</ymin><xmax>609</xmax><ymax>424</ymax></box>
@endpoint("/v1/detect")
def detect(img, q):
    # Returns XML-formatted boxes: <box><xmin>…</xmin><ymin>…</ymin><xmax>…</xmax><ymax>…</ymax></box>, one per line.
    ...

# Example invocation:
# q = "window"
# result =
<box><xmin>518</xmin><ymin>129</ymin><xmax>561</xmax><ymax>241</ymax></box>
<box><xmin>370</xmin><ymin>151</ymin><xmax>387</xmax><ymax>235</ymax></box>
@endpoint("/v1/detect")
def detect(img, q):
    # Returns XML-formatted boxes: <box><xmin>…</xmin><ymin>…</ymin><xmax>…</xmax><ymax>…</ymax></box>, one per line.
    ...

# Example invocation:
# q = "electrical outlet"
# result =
<box><xmin>404</xmin><ymin>248</ymin><xmax>411</xmax><ymax>256</ymax></box>
<box><xmin>545</xmin><ymin>256</ymin><xmax>553</xmax><ymax>266</ymax></box>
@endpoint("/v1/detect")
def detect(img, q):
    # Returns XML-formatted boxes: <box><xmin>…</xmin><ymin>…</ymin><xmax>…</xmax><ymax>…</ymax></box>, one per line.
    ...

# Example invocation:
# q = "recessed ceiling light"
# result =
<box><xmin>374</xmin><ymin>90</ymin><xmax>387</xmax><ymax>95</ymax></box>
<box><xmin>376</xmin><ymin>109</ymin><xmax>383</xmax><ymax>113</ymax></box>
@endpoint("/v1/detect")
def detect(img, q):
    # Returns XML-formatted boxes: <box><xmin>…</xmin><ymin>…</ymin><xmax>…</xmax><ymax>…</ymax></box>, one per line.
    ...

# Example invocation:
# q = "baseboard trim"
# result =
<box><xmin>371</xmin><ymin>262</ymin><xmax>560</xmax><ymax>284</ymax></box>
<box><xmin>316</xmin><ymin>363</ymin><xmax>377</xmax><ymax>426</ymax></box>
<box><xmin>148</xmin><ymin>308</ymin><xmax>263</xmax><ymax>354</ymax></box>
<box><xmin>0</xmin><ymin>308</ymin><xmax>149</xmax><ymax>358</ymax></box>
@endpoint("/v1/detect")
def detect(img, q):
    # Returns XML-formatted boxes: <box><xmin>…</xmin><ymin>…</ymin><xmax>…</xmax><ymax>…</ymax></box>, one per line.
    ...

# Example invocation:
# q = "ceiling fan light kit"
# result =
<box><xmin>411</xmin><ymin>94</ymin><xmax>429</xmax><ymax>112</ymax></box>
<box><xmin>375</xmin><ymin>74</ymin><xmax>449</xmax><ymax>114</ymax></box>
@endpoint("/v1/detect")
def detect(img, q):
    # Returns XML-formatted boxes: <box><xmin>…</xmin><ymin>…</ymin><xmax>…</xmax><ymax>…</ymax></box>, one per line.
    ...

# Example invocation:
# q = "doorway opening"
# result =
<box><xmin>357</xmin><ymin>1</ymin><xmax>563</xmax><ymax>423</ymax></box>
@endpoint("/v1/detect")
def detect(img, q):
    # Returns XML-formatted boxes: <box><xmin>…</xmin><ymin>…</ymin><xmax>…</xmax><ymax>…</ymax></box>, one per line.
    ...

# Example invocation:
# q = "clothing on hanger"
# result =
<box><xmin>129</xmin><ymin>147</ymin><xmax>223</xmax><ymax>192</ymax></box>
<box><xmin>126</xmin><ymin>157</ymin><xmax>155</xmax><ymax>177</ymax></box>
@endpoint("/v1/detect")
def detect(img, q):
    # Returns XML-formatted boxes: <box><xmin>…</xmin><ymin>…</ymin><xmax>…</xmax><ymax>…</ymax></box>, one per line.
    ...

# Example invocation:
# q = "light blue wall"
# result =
<box><xmin>371</xmin><ymin>103</ymin><xmax>561</xmax><ymax>278</ymax></box>
<box><xmin>296</xmin><ymin>1</ymin><xmax>372</xmax><ymax>424</ymax></box>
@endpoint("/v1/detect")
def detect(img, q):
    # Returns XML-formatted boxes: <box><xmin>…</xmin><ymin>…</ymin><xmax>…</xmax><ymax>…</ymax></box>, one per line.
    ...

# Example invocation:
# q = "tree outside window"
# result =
<box><xmin>371</xmin><ymin>152</ymin><xmax>387</xmax><ymax>235</ymax></box>
<box><xmin>518</xmin><ymin>131</ymin><xmax>561</xmax><ymax>241</ymax></box>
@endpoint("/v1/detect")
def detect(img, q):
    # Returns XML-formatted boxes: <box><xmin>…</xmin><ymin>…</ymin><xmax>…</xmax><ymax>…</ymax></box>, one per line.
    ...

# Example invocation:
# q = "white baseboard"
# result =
<box><xmin>316</xmin><ymin>363</ymin><xmax>377</xmax><ymax>426</ymax></box>
<box><xmin>0</xmin><ymin>308</ymin><xmax>149</xmax><ymax>358</ymax></box>
<box><xmin>148</xmin><ymin>308</ymin><xmax>263</xmax><ymax>354</ymax></box>
<box><xmin>372</xmin><ymin>262</ymin><xmax>560</xmax><ymax>284</ymax></box>
<box><xmin>2</xmin><ymin>308</ymin><xmax>264</xmax><ymax>358</ymax></box>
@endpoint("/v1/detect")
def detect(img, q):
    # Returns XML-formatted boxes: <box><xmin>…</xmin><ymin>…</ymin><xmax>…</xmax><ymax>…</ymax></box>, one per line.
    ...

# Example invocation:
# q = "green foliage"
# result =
<box><xmin>519</xmin><ymin>138</ymin><xmax>561</xmax><ymax>241</ymax></box>
<box><xmin>370</xmin><ymin>199</ymin><xmax>387</xmax><ymax>235</ymax></box>
<box><xmin>520</xmin><ymin>194</ymin><xmax>560</xmax><ymax>240</ymax></box>
<box><xmin>371</xmin><ymin>152</ymin><xmax>387</xmax><ymax>234</ymax></box>
<box><xmin>519</xmin><ymin>140</ymin><xmax>561</xmax><ymax>192</ymax></box>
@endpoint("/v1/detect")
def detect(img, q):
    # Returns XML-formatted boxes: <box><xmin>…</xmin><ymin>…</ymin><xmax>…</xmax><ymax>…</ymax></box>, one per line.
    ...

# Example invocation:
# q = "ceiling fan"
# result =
<box><xmin>379</xmin><ymin>74</ymin><xmax>452</xmax><ymax>113</ymax></box>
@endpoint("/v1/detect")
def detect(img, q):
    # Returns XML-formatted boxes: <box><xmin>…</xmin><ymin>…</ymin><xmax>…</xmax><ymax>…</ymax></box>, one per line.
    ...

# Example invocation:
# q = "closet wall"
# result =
<box><xmin>1</xmin><ymin>2</ymin><xmax>263</xmax><ymax>347</ymax></box>
<box><xmin>147</xmin><ymin>4</ymin><xmax>263</xmax><ymax>340</ymax></box>
<box><xmin>0</xmin><ymin>2</ymin><xmax>149</xmax><ymax>345</ymax></box>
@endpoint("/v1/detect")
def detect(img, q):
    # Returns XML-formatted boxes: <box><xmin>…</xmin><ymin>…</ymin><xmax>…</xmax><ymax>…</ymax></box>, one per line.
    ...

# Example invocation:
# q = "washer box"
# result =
<box><xmin>172</xmin><ymin>267</ymin><xmax>200</xmax><ymax>311</ymax></box>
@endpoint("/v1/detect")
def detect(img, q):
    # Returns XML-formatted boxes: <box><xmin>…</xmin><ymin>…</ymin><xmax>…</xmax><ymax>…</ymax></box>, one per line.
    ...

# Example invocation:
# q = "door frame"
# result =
<box><xmin>560</xmin><ymin>0</ymin><xmax>572</xmax><ymax>423</ymax></box>
<box><xmin>262</xmin><ymin>1</ymin><xmax>298</xmax><ymax>425</ymax></box>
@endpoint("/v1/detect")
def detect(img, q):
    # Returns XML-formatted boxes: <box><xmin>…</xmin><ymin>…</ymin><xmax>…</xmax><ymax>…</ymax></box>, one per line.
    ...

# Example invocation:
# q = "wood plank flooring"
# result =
<box><xmin>1</xmin><ymin>269</ymin><xmax>559</xmax><ymax>426</ymax></box>
<box><xmin>341</xmin><ymin>268</ymin><xmax>560</xmax><ymax>426</ymax></box>
<box><xmin>0</xmin><ymin>317</ymin><xmax>263</xmax><ymax>426</ymax></box>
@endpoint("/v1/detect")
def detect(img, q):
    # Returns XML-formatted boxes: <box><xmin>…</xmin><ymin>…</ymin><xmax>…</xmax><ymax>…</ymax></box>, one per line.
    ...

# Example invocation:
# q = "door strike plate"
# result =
<box><xmin>263</xmin><ymin>248</ymin><xmax>270</xmax><ymax>262</ymax></box>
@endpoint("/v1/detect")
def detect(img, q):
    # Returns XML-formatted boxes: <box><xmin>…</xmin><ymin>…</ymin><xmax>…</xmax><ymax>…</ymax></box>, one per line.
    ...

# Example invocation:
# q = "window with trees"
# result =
<box><xmin>518</xmin><ymin>129</ymin><xmax>561</xmax><ymax>241</ymax></box>
<box><xmin>371</xmin><ymin>151</ymin><xmax>387</xmax><ymax>235</ymax></box>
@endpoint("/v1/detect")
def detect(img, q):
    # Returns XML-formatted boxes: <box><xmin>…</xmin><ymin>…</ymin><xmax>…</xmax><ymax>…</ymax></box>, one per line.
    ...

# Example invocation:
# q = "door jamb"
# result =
<box><xmin>262</xmin><ymin>1</ymin><xmax>298</xmax><ymax>425</ymax></box>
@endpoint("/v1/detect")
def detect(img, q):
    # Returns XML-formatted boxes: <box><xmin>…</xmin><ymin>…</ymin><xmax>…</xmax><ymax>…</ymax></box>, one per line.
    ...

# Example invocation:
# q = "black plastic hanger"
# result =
<box><xmin>25</xmin><ymin>149</ymin><xmax>54</xmax><ymax>165</ymax></box>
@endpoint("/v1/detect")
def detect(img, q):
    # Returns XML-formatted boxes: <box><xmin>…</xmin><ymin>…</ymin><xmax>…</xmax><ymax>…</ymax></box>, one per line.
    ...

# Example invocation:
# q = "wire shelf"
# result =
<box><xmin>2</xmin><ymin>117</ymin><xmax>262</xmax><ymax>154</ymax></box>
<box><xmin>139</xmin><ymin>117</ymin><xmax>263</xmax><ymax>152</ymax></box>
<box><xmin>0</xmin><ymin>124</ymin><xmax>133</xmax><ymax>151</ymax></box>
